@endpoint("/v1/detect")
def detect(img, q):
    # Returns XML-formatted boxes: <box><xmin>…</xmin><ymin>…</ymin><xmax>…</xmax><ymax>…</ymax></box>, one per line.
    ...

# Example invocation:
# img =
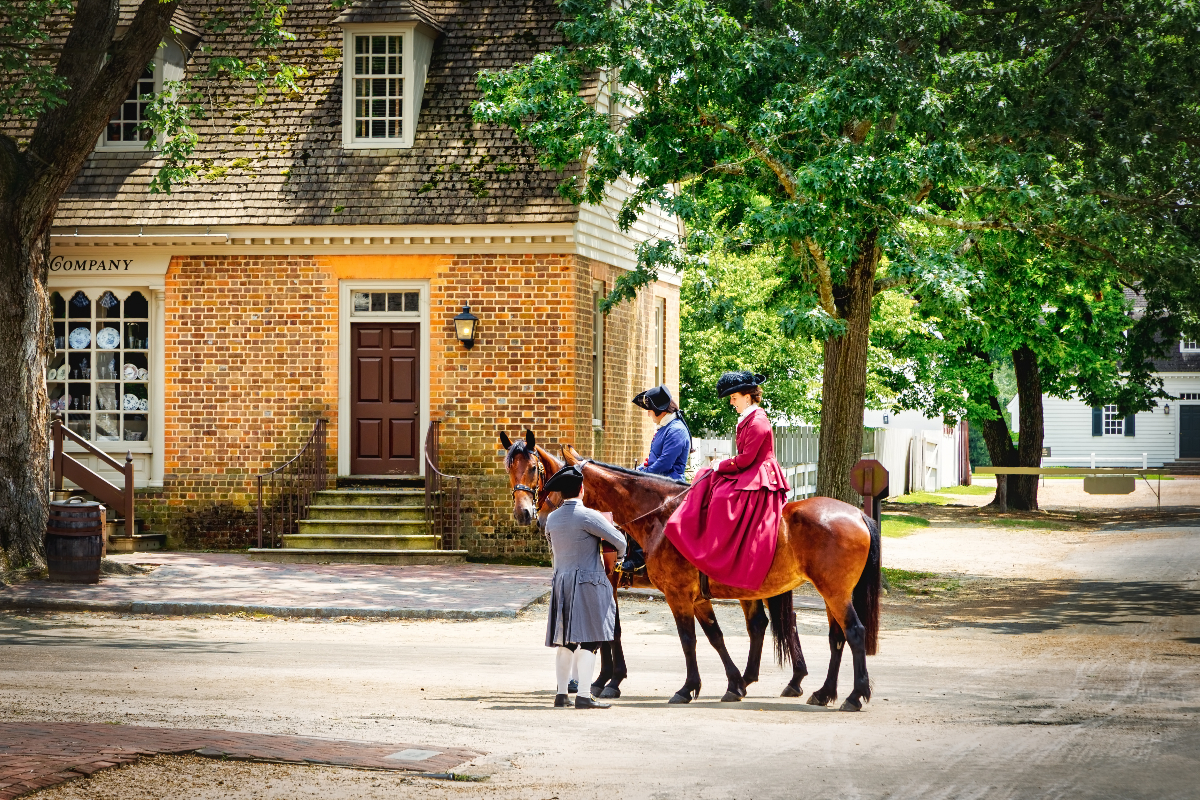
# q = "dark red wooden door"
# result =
<box><xmin>351</xmin><ymin>323</ymin><xmax>420</xmax><ymax>474</ymax></box>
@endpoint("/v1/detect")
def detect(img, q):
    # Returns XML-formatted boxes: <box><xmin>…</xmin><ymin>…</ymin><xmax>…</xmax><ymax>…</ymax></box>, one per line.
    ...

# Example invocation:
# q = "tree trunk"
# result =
<box><xmin>1009</xmin><ymin>345</ymin><xmax>1043</xmax><ymax>511</ymax></box>
<box><xmin>0</xmin><ymin>224</ymin><xmax>52</xmax><ymax>570</ymax></box>
<box><xmin>816</xmin><ymin>231</ymin><xmax>879</xmax><ymax>504</ymax></box>
<box><xmin>980</xmin><ymin>394</ymin><xmax>1017</xmax><ymax>511</ymax></box>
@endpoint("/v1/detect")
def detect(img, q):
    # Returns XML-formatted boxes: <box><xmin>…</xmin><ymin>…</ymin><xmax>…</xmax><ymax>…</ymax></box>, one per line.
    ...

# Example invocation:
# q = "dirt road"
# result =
<box><xmin>3</xmin><ymin>515</ymin><xmax>1198</xmax><ymax>799</ymax></box>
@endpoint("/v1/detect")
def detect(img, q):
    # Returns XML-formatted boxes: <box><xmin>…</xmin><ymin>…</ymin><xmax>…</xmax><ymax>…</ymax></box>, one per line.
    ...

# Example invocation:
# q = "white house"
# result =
<box><xmin>1010</xmin><ymin>339</ymin><xmax>1200</xmax><ymax>468</ymax></box>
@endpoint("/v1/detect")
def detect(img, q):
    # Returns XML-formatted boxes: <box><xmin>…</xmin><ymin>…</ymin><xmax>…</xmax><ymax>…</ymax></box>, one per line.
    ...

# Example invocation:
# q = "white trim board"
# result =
<box><xmin>337</xmin><ymin>280</ymin><xmax>431</xmax><ymax>477</ymax></box>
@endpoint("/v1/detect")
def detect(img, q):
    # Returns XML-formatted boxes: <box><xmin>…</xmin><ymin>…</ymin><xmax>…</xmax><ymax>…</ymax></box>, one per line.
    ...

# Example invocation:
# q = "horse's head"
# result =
<box><xmin>499</xmin><ymin>429</ymin><xmax>562</xmax><ymax>527</ymax></box>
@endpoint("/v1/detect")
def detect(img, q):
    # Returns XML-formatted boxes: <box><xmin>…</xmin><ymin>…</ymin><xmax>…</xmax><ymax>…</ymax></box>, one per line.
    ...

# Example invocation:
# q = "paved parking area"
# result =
<box><xmin>0</xmin><ymin>722</ymin><xmax>481</xmax><ymax>799</ymax></box>
<box><xmin>0</xmin><ymin>555</ymin><xmax>550</xmax><ymax>619</ymax></box>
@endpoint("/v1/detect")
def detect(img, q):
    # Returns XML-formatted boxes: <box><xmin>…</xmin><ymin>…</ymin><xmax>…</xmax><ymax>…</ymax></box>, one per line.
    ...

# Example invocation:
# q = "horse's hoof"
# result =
<box><xmin>839</xmin><ymin>699</ymin><xmax>863</xmax><ymax>712</ymax></box>
<box><xmin>668</xmin><ymin>692</ymin><xmax>693</xmax><ymax>704</ymax></box>
<box><xmin>599</xmin><ymin>686</ymin><xmax>621</xmax><ymax>699</ymax></box>
<box><xmin>780</xmin><ymin>684</ymin><xmax>802</xmax><ymax>698</ymax></box>
<box><xmin>720</xmin><ymin>690</ymin><xmax>744</xmax><ymax>702</ymax></box>
<box><xmin>589</xmin><ymin>683</ymin><xmax>605</xmax><ymax>697</ymax></box>
<box><xmin>807</xmin><ymin>693</ymin><xmax>833</xmax><ymax>707</ymax></box>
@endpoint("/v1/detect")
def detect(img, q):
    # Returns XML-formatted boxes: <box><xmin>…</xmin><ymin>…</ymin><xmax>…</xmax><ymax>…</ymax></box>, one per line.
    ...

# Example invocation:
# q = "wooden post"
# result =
<box><xmin>124</xmin><ymin>451</ymin><xmax>135</xmax><ymax>536</ymax></box>
<box><xmin>52</xmin><ymin>418</ymin><xmax>64</xmax><ymax>491</ymax></box>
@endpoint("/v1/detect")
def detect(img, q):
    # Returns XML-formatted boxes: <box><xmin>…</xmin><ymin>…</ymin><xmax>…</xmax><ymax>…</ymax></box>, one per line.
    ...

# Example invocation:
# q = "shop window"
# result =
<box><xmin>48</xmin><ymin>289</ymin><xmax>150</xmax><ymax>444</ymax></box>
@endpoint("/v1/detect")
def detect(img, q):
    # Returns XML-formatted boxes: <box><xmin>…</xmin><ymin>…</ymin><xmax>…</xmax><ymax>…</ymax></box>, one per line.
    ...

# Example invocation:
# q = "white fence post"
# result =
<box><xmin>1090</xmin><ymin>453</ymin><xmax>1096</xmax><ymax>469</ymax></box>
<box><xmin>1143</xmin><ymin>453</ymin><xmax>1148</xmax><ymax>470</ymax></box>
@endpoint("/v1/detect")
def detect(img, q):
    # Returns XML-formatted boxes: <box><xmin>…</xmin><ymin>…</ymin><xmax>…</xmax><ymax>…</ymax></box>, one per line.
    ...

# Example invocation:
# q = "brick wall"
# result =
<box><xmin>143</xmin><ymin>251</ymin><xmax>679</xmax><ymax>556</ymax></box>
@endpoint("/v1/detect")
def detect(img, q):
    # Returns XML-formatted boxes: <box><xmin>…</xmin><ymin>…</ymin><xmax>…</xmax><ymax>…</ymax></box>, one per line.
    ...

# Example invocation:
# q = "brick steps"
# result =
<box><xmin>306</xmin><ymin>504</ymin><xmax>425</xmax><ymax>521</ymax></box>
<box><xmin>247</xmin><ymin>548</ymin><xmax>467</xmax><ymax>565</ymax></box>
<box><xmin>282</xmin><ymin>533</ymin><xmax>440</xmax><ymax>550</ymax></box>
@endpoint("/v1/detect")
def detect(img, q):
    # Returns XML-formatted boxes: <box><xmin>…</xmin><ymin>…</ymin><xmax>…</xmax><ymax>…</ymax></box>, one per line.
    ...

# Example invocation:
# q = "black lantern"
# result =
<box><xmin>454</xmin><ymin>304</ymin><xmax>479</xmax><ymax>349</ymax></box>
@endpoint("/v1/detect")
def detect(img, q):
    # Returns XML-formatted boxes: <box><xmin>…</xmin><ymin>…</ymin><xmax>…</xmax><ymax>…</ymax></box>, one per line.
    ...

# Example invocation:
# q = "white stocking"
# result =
<box><xmin>573</xmin><ymin>648</ymin><xmax>597</xmax><ymax>698</ymax></box>
<box><xmin>555</xmin><ymin>646</ymin><xmax>573</xmax><ymax>695</ymax></box>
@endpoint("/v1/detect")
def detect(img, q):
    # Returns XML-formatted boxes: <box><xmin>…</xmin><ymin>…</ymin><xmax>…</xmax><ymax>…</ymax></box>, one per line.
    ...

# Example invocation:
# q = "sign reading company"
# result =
<box><xmin>46</xmin><ymin>251</ymin><xmax>171</xmax><ymax>281</ymax></box>
<box><xmin>51</xmin><ymin>256</ymin><xmax>135</xmax><ymax>272</ymax></box>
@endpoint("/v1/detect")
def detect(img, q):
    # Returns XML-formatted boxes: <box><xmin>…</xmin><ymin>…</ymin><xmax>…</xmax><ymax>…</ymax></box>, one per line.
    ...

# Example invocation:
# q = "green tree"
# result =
<box><xmin>474</xmin><ymin>0</ymin><xmax>1199</xmax><ymax>504</ymax></box>
<box><xmin>0</xmin><ymin>0</ymin><xmax>307</xmax><ymax>566</ymax></box>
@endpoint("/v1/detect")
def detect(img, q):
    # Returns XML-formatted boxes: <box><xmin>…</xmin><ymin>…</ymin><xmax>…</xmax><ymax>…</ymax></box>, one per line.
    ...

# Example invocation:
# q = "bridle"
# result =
<box><xmin>511</xmin><ymin>450</ymin><xmax>548</xmax><ymax>511</ymax></box>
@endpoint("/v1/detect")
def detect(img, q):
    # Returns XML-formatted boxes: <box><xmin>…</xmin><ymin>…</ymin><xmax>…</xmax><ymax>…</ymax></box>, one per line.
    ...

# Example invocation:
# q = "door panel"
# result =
<box><xmin>1182</xmin><ymin>406</ymin><xmax>1200</xmax><ymax>459</ymax></box>
<box><xmin>351</xmin><ymin>322</ymin><xmax>420</xmax><ymax>474</ymax></box>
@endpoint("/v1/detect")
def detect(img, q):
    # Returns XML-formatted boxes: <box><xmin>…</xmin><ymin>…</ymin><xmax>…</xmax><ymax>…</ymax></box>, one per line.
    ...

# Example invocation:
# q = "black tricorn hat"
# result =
<box><xmin>544</xmin><ymin>464</ymin><xmax>584</xmax><ymax>495</ymax></box>
<box><xmin>632</xmin><ymin>384</ymin><xmax>673</xmax><ymax>412</ymax></box>
<box><xmin>716</xmin><ymin>370</ymin><xmax>767</xmax><ymax>398</ymax></box>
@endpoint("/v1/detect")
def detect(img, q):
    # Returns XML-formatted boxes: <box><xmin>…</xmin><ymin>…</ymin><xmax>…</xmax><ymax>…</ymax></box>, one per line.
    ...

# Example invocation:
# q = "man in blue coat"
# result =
<box><xmin>622</xmin><ymin>384</ymin><xmax>692</xmax><ymax>572</ymax></box>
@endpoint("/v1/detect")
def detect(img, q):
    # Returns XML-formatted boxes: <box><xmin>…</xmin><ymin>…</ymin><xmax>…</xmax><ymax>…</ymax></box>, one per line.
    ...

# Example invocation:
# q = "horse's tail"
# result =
<box><xmin>855</xmin><ymin>513</ymin><xmax>883</xmax><ymax>656</ymax></box>
<box><xmin>766</xmin><ymin>591</ymin><xmax>795</xmax><ymax>668</ymax></box>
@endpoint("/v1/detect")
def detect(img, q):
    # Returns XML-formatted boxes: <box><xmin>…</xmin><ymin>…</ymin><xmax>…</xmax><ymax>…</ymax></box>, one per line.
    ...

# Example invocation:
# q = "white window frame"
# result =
<box><xmin>96</xmin><ymin>48</ymin><xmax>165</xmax><ymax>151</ymax></box>
<box><xmin>1182</xmin><ymin>339</ymin><xmax>1199</xmax><ymax>353</ymax></box>
<box><xmin>1103</xmin><ymin>405</ymin><xmax>1124</xmax><ymax>436</ymax></box>
<box><xmin>341</xmin><ymin>25</ymin><xmax>435</xmax><ymax>150</ymax></box>
<box><xmin>652</xmin><ymin>296</ymin><xmax>665</xmax><ymax>387</ymax></box>
<box><xmin>337</xmin><ymin>280</ymin><xmax>431</xmax><ymax>476</ymax></box>
<box><xmin>592</xmin><ymin>280</ymin><xmax>605</xmax><ymax>428</ymax></box>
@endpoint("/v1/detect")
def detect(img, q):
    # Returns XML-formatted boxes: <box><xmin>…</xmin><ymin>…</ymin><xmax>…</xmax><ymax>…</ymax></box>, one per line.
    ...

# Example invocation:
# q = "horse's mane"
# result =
<box><xmin>504</xmin><ymin>442</ymin><xmax>533</xmax><ymax>469</ymax></box>
<box><xmin>584</xmin><ymin>459</ymin><xmax>689</xmax><ymax>490</ymax></box>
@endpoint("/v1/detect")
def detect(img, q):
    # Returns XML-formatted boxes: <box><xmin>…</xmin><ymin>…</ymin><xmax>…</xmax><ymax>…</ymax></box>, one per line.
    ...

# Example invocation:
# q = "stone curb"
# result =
<box><xmin>0</xmin><ymin>591</ymin><xmax>552</xmax><ymax>620</ymax></box>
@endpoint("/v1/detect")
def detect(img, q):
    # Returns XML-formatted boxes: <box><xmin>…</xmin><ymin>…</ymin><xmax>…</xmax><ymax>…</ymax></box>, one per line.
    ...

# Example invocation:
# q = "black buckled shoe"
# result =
<box><xmin>567</xmin><ymin>679</ymin><xmax>578</xmax><ymax>694</ymax></box>
<box><xmin>575</xmin><ymin>695</ymin><xmax>612</xmax><ymax>709</ymax></box>
<box><xmin>554</xmin><ymin>694</ymin><xmax>570</xmax><ymax>707</ymax></box>
<box><xmin>618</xmin><ymin>550</ymin><xmax>646</xmax><ymax>574</ymax></box>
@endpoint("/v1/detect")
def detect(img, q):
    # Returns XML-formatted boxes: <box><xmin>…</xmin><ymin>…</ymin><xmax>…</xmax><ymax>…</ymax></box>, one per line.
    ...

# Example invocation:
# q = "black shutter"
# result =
<box><xmin>1125</xmin><ymin>413</ymin><xmax>1136</xmax><ymax>437</ymax></box>
<box><xmin>1092</xmin><ymin>407</ymin><xmax>1103</xmax><ymax>436</ymax></box>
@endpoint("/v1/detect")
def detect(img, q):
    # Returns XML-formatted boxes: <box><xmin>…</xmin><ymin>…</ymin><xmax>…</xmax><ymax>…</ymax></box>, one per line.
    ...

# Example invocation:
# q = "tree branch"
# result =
<box><xmin>697</xmin><ymin>113</ymin><xmax>803</xmax><ymax>200</ymax></box>
<box><xmin>1043</xmin><ymin>2</ymin><xmax>1101</xmax><ymax>77</ymax></box>
<box><xmin>911</xmin><ymin>208</ymin><xmax>1013</xmax><ymax>231</ymax></box>
<box><xmin>797</xmin><ymin>238</ymin><xmax>838</xmax><ymax>317</ymax></box>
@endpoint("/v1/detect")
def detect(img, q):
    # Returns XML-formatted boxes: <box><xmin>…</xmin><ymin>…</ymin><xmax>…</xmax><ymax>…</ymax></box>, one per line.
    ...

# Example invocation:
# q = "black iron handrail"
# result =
<box><xmin>424</xmin><ymin>419</ymin><xmax>462</xmax><ymax>551</ymax></box>
<box><xmin>256</xmin><ymin>418</ymin><xmax>327</xmax><ymax>548</ymax></box>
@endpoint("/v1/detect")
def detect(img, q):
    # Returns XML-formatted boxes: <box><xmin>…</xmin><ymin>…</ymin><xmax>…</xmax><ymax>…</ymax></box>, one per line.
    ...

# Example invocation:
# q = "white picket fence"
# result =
<box><xmin>691</xmin><ymin>425</ymin><xmax>820</xmax><ymax>502</ymax></box>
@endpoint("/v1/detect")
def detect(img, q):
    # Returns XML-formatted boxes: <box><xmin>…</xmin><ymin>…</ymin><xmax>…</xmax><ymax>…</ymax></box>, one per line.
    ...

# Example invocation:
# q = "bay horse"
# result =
<box><xmin>499</xmin><ymin>429</ymin><xmax>638</xmax><ymax>697</ymax></box>
<box><xmin>500</xmin><ymin>430</ymin><xmax>809</xmax><ymax>701</ymax></box>
<box><xmin>563</xmin><ymin>445</ymin><xmax>882</xmax><ymax>711</ymax></box>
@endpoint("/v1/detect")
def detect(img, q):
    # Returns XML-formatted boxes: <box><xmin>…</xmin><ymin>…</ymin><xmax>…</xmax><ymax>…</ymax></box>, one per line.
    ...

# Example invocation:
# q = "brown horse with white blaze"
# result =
<box><xmin>562</xmin><ymin>445</ymin><xmax>882</xmax><ymax>711</ymax></box>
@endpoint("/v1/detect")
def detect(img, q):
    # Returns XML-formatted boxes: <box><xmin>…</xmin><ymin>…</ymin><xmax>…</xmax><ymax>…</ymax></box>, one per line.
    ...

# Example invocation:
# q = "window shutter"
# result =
<box><xmin>1125</xmin><ymin>413</ymin><xmax>1136</xmax><ymax>437</ymax></box>
<box><xmin>1092</xmin><ymin>407</ymin><xmax>1103</xmax><ymax>436</ymax></box>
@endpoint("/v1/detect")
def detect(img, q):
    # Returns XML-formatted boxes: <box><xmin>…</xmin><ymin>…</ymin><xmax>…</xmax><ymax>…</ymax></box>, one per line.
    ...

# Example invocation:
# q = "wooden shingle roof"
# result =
<box><xmin>55</xmin><ymin>0</ymin><xmax>579</xmax><ymax>229</ymax></box>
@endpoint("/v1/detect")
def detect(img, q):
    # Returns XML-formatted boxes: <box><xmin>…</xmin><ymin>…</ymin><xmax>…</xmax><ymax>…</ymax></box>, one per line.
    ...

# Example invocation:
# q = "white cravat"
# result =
<box><xmin>656</xmin><ymin>412</ymin><xmax>677</xmax><ymax>428</ymax></box>
<box><xmin>737</xmin><ymin>404</ymin><xmax>758</xmax><ymax>425</ymax></box>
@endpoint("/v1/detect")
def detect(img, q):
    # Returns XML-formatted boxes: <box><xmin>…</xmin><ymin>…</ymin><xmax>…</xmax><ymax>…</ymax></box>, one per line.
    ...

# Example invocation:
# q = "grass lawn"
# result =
<box><xmin>882</xmin><ymin>567</ymin><xmax>961</xmax><ymax>595</ymax></box>
<box><xmin>987</xmin><ymin>518</ymin><xmax>1072</xmax><ymax>531</ymax></box>
<box><xmin>889</xmin><ymin>492</ymin><xmax>947</xmax><ymax>505</ymax></box>
<box><xmin>939</xmin><ymin>484</ymin><xmax>994</xmax><ymax>495</ymax></box>
<box><xmin>881</xmin><ymin>513</ymin><xmax>931</xmax><ymax>538</ymax></box>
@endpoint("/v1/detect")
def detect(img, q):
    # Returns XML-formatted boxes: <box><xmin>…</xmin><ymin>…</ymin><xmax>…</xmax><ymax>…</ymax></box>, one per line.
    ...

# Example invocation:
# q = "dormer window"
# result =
<box><xmin>1183</xmin><ymin>339</ymin><xmax>1199</xmax><ymax>353</ymax></box>
<box><xmin>340</xmin><ymin>23</ymin><xmax>437</xmax><ymax>149</ymax></box>
<box><xmin>97</xmin><ymin>39</ymin><xmax>190</xmax><ymax>152</ymax></box>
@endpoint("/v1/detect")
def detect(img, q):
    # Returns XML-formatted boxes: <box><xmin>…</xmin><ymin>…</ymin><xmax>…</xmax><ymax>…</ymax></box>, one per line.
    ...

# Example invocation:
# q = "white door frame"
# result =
<box><xmin>337</xmin><ymin>280</ymin><xmax>430</xmax><ymax>476</ymax></box>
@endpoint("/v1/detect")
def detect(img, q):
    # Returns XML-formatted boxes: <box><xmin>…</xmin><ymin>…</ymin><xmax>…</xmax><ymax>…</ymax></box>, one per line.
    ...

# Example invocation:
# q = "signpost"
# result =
<box><xmin>850</xmin><ymin>459</ymin><xmax>889</xmax><ymax>524</ymax></box>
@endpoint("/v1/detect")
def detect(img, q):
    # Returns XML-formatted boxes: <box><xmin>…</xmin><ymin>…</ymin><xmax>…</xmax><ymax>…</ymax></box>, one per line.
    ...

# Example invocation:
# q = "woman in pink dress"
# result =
<box><xmin>662</xmin><ymin>371</ymin><xmax>789</xmax><ymax>591</ymax></box>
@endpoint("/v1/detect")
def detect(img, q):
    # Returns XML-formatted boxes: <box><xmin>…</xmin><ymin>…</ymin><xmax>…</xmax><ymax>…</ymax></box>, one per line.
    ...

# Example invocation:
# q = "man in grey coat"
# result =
<box><xmin>543</xmin><ymin>465</ymin><xmax>626</xmax><ymax>709</ymax></box>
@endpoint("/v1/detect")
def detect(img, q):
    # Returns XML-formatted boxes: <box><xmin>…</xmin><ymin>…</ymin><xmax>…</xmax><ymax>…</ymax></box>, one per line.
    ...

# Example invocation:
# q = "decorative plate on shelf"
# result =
<box><xmin>137</xmin><ymin>368</ymin><xmax>148</xmax><ymax>381</ymax></box>
<box><xmin>68</xmin><ymin>327</ymin><xmax>91</xmax><ymax>349</ymax></box>
<box><xmin>96</xmin><ymin>327</ymin><xmax>120</xmax><ymax>350</ymax></box>
<box><xmin>56</xmin><ymin>365</ymin><xmax>68</xmax><ymax>381</ymax></box>
<box><xmin>138</xmin><ymin>398</ymin><xmax>148</xmax><ymax>411</ymax></box>
<box><xmin>123</xmin><ymin>393</ymin><xmax>141</xmax><ymax>410</ymax></box>
<box><xmin>123</xmin><ymin>364</ymin><xmax>139</xmax><ymax>380</ymax></box>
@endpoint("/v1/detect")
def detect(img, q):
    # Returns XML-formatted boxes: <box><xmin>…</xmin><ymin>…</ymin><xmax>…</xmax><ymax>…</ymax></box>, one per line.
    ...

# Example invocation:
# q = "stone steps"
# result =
<box><xmin>248</xmin><ymin>479</ymin><xmax>464</xmax><ymax>566</ymax></box>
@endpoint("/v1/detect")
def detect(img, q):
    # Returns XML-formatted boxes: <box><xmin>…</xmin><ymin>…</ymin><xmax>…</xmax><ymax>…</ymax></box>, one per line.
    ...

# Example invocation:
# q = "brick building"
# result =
<box><xmin>47</xmin><ymin>0</ymin><xmax>680</xmax><ymax>558</ymax></box>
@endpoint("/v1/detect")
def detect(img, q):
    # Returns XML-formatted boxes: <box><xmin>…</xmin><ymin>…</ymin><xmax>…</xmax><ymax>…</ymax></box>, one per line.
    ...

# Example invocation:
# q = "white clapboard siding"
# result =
<box><xmin>1036</xmin><ymin>373</ymin><xmax>1200</xmax><ymax>466</ymax></box>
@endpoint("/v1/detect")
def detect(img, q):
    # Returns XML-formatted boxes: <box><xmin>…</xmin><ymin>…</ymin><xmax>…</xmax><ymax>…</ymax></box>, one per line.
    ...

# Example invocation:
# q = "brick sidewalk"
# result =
<box><xmin>0</xmin><ymin>721</ymin><xmax>483</xmax><ymax>798</ymax></box>
<box><xmin>0</xmin><ymin>553</ymin><xmax>550</xmax><ymax>619</ymax></box>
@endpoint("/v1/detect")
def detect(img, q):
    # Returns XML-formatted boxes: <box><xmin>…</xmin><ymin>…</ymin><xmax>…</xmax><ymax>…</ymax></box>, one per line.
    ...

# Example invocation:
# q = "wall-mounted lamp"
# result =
<box><xmin>1164</xmin><ymin>404</ymin><xmax>1171</xmax><ymax>415</ymax></box>
<box><xmin>454</xmin><ymin>304</ymin><xmax>479</xmax><ymax>349</ymax></box>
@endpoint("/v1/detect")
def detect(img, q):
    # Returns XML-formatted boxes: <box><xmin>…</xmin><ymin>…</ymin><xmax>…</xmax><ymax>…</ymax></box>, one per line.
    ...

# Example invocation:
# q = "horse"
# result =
<box><xmin>499</xmin><ymin>429</ymin><xmax>637</xmax><ymax>697</ymax></box>
<box><xmin>500</xmin><ymin>430</ymin><xmax>809</xmax><ymax>702</ymax></box>
<box><xmin>562</xmin><ymin>445</ymin><xmax>882</xmax><ymax>711</ymax></box>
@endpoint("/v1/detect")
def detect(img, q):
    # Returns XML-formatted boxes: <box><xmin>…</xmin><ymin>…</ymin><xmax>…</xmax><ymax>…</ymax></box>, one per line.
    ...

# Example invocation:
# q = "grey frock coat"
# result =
<box><xmin>544</xmin><ymin>499</ymin><xmax>627</xmax><ymax>647</ymax></box>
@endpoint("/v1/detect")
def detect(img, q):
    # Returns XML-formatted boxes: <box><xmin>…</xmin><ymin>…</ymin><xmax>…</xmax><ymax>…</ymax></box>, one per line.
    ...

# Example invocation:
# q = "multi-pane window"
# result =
<box><xmin>1103</xmin><ymin>405</ymin><xmax>1123</xmax><ymax>435</ymax></box>
<box><xmin>652</xmin><ymin>297</ymin><xmax>665</xmax><ymax>386</ymax></box>
<box><xmin>351</xmin><ymin>290</ymin><xmax>420</xmax><ymax>315</ymax></box>
<box><xmin>107</xmin><ymin>66</ymin><xmax>155</xmax><ymax>144</ymax></box>
<box><xmin>1183</xmin><ymin>339</ymin><xmax>1199</xmax><ymax>352</ymax></box>
<box><xmin>353</xmin><ymin>34</ymin><xmax>404</xmax><ymax>140</ymax></box>
<box><xmin>48</xmin><ymin>290</ymin><xmax>150</xmax><ymax>443</ymax></box>
<box><xmin>592</xmin><ymin>281</ymin><xmax>605</xmax><ymax>425</ymax></box>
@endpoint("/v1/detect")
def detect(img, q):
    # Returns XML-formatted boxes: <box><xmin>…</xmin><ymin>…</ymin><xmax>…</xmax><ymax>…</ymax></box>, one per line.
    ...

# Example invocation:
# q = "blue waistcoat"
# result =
<box><xmin>639</xmin><ymin>416</ymin><xmax>691</xmax><ymax>481</ymax></box>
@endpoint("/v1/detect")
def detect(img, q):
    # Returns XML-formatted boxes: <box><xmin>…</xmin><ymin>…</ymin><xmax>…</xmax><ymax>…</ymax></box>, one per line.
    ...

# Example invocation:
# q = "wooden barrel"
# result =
<box><xmin>46</xmin><ymin>500</ymin><xmax>105</xmax><ymax>584</ymax></box>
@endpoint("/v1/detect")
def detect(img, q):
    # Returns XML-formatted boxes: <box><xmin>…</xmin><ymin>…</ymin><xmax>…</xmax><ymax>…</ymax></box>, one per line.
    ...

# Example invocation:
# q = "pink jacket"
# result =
<box><xmin>715</xmin><ymin>406</ymin><xmax>790</xmax><ymax>492</ymax></box>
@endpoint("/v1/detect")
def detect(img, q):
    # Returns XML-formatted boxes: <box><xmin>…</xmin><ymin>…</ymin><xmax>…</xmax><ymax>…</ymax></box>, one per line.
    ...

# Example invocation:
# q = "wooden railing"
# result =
<box><xmin>424</xmin><ymin>420</ymin><xmax>462</xmax><ymax>551</ymax></box>
<box><xmin>256</xmin><ymin>418</ymin><xmax>327</xmax><ymax>548</ymax></box>
<box><xmin>51</xmin><ymin>418</ymin><xmax>135</xmax><ymax>533</ymax></box>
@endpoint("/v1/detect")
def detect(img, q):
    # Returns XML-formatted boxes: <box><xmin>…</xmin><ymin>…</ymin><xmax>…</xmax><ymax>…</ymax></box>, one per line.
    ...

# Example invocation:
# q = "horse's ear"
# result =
<box><xmin>499</xmin><ymin>431</ymin><xmax>513</xmax><ymax>450</ymax></box>
<box><xmin>561</xmin><ymin>444</ymin><xmax>577</xmax><ymax>464</ymax></box>
<box><xmin>525</xmin><ymin>428</ymin><xmax>536</xmax><ymax>449</ymax></box>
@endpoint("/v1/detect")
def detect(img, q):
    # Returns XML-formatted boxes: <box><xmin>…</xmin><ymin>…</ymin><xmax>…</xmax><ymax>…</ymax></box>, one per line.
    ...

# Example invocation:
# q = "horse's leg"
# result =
<box><xmin>832</xmin><ymin>600</ymin><xmax>872</xmax><ymax>712</ymax></box>
<box><xmin>694</xmin><ymin>599</ymin><xmax>748</xmax><ymax>702</ymax></box>
<box><xmin>740</xmin><ymin>599</ymin><xmax>768</xmax><ymax>688</ymax></box>
<box><xmin>602</xmin><ymin>604</ymin><xmax>628</xmax><ymax>698</ymax></box>
<box><xmin>781</xmin><ymin>608</ymin><xmax>809</xmax><ymax>698</ymax></box>
<box><xmin>666</xmin><ymin>599</ymin><xmax>702</xmax><ymax>704</ymax></box>
<box><xmin>807</xmin><ymin>608</ymin><xmax>845</xmax><ymax>707</ymax></box>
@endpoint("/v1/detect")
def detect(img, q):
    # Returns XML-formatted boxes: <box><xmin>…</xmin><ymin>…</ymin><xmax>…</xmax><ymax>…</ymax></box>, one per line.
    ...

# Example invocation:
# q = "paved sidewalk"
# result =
<box><xmin>0</xmin><ymin>721</ymin><xmax>482</xmax><ymax>798</ymax></box>
<box><xmin>0</xmin><ymin>553</ymin><xmax>550</xmax><ymax>619</ymax></box>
